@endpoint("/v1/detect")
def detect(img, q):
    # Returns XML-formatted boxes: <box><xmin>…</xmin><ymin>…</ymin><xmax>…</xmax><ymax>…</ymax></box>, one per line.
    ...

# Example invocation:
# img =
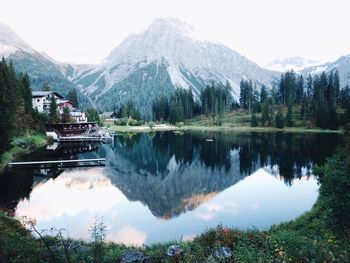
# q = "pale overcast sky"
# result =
<box><xmin>1</xmin><ymin>0</ymin><xmax>349</xmax><ymax>65</ymax></box>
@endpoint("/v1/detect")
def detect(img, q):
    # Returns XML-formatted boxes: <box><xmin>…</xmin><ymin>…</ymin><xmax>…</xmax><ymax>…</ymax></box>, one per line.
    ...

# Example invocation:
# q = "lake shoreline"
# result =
<box><xmin>109</xmin><ymin>124</ymin><xmax>344</xmax><ymax>134</ymax></box>
<box><xmin>0</xmin><ymin>133</ymin><xmax>47</xmax><ymax>173</ymax></box>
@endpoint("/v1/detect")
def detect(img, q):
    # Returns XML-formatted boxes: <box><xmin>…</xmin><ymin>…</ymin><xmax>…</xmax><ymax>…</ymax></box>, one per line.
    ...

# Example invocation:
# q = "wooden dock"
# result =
<box><xmin>8</xmin><ymin>158</ymin><xmax>106</xmax><ymax>168</ymax></box>
<box><xmin>57</xmin><ymin>136</ymin><xmax>104</xmax><ymax>142</ymax></box>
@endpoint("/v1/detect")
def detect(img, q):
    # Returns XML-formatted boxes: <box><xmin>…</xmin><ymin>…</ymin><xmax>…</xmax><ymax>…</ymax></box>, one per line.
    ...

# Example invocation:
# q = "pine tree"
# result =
<box><xmin>49</xmin><ymin>95</ymin><xmax>59</xmax><ymax>124</ymax></box>
<box><xmin>0</xmin><ymin>58</ymin><xmax>45</xmax><ymax>151</ymax></box>
<box><xmin>315</xmin><ymin>72</ymin><xmax>329</xmax><ymax>128</ymax></box>
<box><xmin>251</xmin><ymin>113</ymin><xmax>258</xmax><ymax>127</ymax></box>
<box><xmin>67</xmin><ymin>88</ymin><xmax>79</xmax><ymax>108</ymax></box>
<box><xmin>300</xmin><ymin>92</ymin><xmax>307</xmax><ymax>121</ymax></box>
<box><xmin>87</xmin><ymin>108</ymin><xmax>101</xmax><ymax>124</ymax></box>
<box><xmin>152</xmin><ymin>95</ymin><xmax>169</xmax><ymax>122</ymax></box>
<box><xmin>334</xmin><ymin>70</ymin><xmax>340</xmax><ymax>103</ymax></box>
<box><xmin>260</xmin><ymin>85</ymin><xmax>268</xmax><ymax>104</ymax></box>
<box><xmin>275</xmin><ymin>108</ymin><xmax>284</xmax><ymax>128</ymax></box>
<box><xmin>169</xmin><ymin>98</ymin><xmax>184</xmax><ymax>124</ymax></box>
<box><xmin>0</xmin><ymin>58</ymin><xmax>12</xmax><ymax>151</ymax></box>
<box><xmin>296</xmin><ymin>75</ymin><xmax>304</xmax><ymax>104</ymax></box>
<box><xmin>286</xmin><ymin>104</ymin><xmax>293</xmax><ymax>127</ymax></box>
<box><xmin>239</xmin><ymin>80</ymin><xmax>247</xmax><ymax>108</ymax></box>
<box><xmin>21</xmin><ymin>74</ymin><xmax>33</xmax><ymax>113</ymax></box>
<box><xmin>201</xmin><ymin>83</ymin><xmax>232</xmax><ymax>116</ymax></box>
<box><xmin>61</xmin><ymin>107</ymin><xmax>71</xmax><ymax>123</ymax></box>
<box><xmin>261</xmin><ymin>102</ymin><xmax>270</xmax><ymax>126</ymax></box>
<box><xmin>327</xmin><ymin>71</ymin><xmax>337</xmax><ymax>129</ymax></box>
<box><xmin>306</xmin><ymin>74</ymin><xmax>313</xmax><ymax>100</ymax></box>
<box><xmin>42</xmin><ymin>83</ymin><xmax>51</xmax><ymax>91</ymax></box>
<box><xmin>239</xmin><ymin>79</ymin><xmax>255</xmax><ymax>113</ymax></box>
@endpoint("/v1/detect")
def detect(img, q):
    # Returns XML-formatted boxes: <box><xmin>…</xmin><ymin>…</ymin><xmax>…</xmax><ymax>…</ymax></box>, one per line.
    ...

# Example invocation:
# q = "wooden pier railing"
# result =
<box><xmin>8</xmin><ymin>158</ymin><xmax>106</xmax><ymax>168</ymax></box>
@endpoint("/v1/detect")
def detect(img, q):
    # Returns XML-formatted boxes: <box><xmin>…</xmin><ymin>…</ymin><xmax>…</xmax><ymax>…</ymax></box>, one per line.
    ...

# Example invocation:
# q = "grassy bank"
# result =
<box><xmin>109</xmin><ymin>122</ymin><xmax>343</xmax><ymax>134</ymax></box>
<box><xmin>0</xmin><ymin>134</ymin><xmax>47</xmax><ymax>172</ymax></box>
<box><xmin>110</xmin><ymin>124</ymin><xmax>178</xmax><ymax>133</ymax></box>
<box><xmin>1</xmin><ymin>144</ymin><xmax>349</xmax><ymax>262</ymax></box>
<box><xmin>107</xmin><ymin>108</ymin><xmax>345</xmax><ymax>134</ymax></box>
<box><xmin>179</xmin><ymin>125</ymin><xmax>343</xmax><ymax>134</ymax></box>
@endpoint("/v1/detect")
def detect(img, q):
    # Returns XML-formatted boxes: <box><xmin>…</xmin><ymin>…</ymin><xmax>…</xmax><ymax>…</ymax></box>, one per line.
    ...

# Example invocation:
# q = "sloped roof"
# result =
<box><xmin>57</xmin><ymin>100</ymin><xmax>72</xmax><ymax>105</ymax></box>
<box><xmin>32</xmin><ymin>91</ymin><xmax>64</xmax><ymax>99</ymax></box>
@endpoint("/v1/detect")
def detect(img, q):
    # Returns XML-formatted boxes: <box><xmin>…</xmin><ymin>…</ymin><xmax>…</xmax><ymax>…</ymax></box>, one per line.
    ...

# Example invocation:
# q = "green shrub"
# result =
<box><xmin>314</xmin><ymin>149</ymin><xmax>350</xmax><ymax>240</ymax></box>
<box><xmin>176</xmin><ymin>122</ymin><xmax>184</xmax><ymax>127</ymax></box>
<box><xmin>275</xmin><ymin>110</ymin><xmax>284</xmax><ymax>128</ymax></box>
<box><xmin>148</xmin><ymin>121</ymin><xmax>155</xmax><ymax>129</ymax></box>
<box><xmin>115</xmin><ymin>117</ymin><xmax>128</xmax><ymax>126</ymax></box>
<box><xmin>128</xmin><ymin>118</ymin><xmax>141</xmax><ymax>126</ymax></box>
<box><xmin>250</xmin><ymin>114</ymin><xmax>258</xmax><ymax>127</ymax></box>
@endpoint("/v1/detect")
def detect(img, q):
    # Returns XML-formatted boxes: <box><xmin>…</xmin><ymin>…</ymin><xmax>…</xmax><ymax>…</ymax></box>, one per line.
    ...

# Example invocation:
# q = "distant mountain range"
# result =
<box><xmin>265</xmin><ymin>57</ymin><xmax>320</xmax><ymax>73</ymax></box>
<box><xmin>1</xmin><ymin>19</ymin><xmax>350</xmax><ymax>113</ymax></box>
<box><xmin>301</xmin><ymin>55</ymin><xmax>350</xmax><ymax>88</ymax></box>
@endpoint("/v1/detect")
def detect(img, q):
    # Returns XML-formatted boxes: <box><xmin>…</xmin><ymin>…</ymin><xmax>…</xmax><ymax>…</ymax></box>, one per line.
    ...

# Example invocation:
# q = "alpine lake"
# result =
<box><xmin>0</xmin><ymin>131</ymin><xmax>344</xmax><ymax>246</ymax></box>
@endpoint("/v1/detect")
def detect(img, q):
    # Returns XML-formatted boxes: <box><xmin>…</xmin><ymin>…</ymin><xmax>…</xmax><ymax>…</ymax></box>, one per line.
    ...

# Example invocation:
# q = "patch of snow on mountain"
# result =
<box><xmin>311</xmin><ymin>66</ymin><xmax>328</xmax><ymax>75</ymax></box>
<box><xmin>167</xmin><ymin>65</ymin><xmax>191</xmax><ymax>89</ymax></box>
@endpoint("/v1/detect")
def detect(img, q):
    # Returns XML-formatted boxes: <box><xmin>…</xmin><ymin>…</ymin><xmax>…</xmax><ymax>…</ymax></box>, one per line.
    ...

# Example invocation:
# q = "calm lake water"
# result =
<box><xmin>0</xmin><ymin>131</ymin><xmax>343</xmax><ymax>245</ymax></box>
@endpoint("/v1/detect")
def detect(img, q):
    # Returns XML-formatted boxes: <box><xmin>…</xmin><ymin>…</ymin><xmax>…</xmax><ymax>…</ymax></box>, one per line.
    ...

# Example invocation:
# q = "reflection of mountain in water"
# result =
<box><xmin>63</xmin><ymin>171</ymin><xmax>111</xmax><ymax>190</ymax></box>
<box><xmin>106</xmin><ymin>145</ymin><xmax>248</xmax><ymax>219</ymax></box>
<box><xmin>105</xmin><ymin>132</ymin><xmax>342</xmax><ymax>219</ymax></box>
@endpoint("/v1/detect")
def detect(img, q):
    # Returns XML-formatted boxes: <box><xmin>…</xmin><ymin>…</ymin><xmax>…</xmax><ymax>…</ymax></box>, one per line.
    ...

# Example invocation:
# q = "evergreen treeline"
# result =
<box><xmin>152</xmin><ymin>89</ymin><xmax>197</xmax><ymax>124</ymax></box>
<box><xmin>0</xmin><ymin>59</ymin><xmax>45</xmax><ymax>153</ymax></box>
<box><xmin>152</xmin><ymin>84</ymin><xmax>231</xmax><ymax>124</ymax></box>
<box><xmin>239</xmin><ymin>79</ymin><xmax>260</xmax><ymax>114</ymax></box>
<box><xmin>108</xmin><ymin>69</ymin><xmax>349</xmax><ymax>130</ymax></box>
<box><xmin>201</xmin><ymin>82</ymin><xmax>232</xmax><ymax>116</ymax></box>
<box><xmin>112</xmin><ymin>100</ymin><xmax>142</xmax><ymax>120</ymax></box>
<box><xmin>241</xmin><ymin>70</ymin><xmax>349</xmax><ymax>129</ymax></box>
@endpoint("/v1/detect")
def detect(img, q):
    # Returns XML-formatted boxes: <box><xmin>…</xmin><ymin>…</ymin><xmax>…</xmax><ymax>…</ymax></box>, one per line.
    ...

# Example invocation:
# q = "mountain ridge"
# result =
<box><xmin>71</xmin><ymin>17</ymin><xmax>279</xmax><ymax>113</ymax></box>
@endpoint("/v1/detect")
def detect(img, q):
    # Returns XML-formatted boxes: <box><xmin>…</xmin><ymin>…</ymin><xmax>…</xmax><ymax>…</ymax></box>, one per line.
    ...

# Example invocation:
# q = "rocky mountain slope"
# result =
<box><xmin>71</xmin><ymin>18</ymin><xmax>278</xmax><ymax>113</ymax></box>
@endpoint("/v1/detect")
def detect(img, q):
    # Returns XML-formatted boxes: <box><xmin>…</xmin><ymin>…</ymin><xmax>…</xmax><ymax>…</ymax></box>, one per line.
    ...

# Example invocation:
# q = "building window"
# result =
<box><xmin>37</xmin><ymin>99</ymin><xmax>40</xmax><ymax>102</ymax></box>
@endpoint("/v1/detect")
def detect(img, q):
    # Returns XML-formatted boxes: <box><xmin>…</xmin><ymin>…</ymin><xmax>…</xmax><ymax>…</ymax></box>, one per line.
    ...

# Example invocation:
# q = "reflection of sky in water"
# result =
<box><xmin>15</xmin><ymin>166</ymin><xmax>318</xmax><ymax>245</ymax></box>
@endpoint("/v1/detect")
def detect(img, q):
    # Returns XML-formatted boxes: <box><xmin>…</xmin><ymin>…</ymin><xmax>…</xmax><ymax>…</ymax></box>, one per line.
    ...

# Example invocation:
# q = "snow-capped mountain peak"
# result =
<box><xmin>105</xmin><ymin>17</ymin><xmax>213</xmax><ymax>66</ymax></box>
<box><xmin>73</xmin><ymin>17</ymin><xmax>277</xmax><ymax>113</ymax></box>
<box><xmin>0</xmin><ymin>23</ymin><xmax>34</xmax><ymax>57</ymax></box>
<box><xmin>265</xmin><ymin>56</ymin><xmax>320</xmax><ymax>72</ymax></box>
<box><xmin>147</xmin><ymin>17</ymin><xmax>211</xmax><ymax>43</ymax></box>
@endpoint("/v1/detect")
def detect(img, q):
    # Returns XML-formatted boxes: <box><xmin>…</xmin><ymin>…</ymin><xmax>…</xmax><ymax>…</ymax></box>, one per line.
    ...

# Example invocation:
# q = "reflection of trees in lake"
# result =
<box><xmin>111</xmin><ymin>132</ymin><xmax>342</xmax><ymax>184</ymax></box>
<box><xmin>150</xmin><ymin>131</ymin><xmax>341</xmax><ymax>183</ymax></box>
<box><xmin>17</xmin><ymin>142</ymin><xmax>104</xmax><ymax>161</ymax></box>
<box><xmin>235</xmin><ymin>132</ymin><xmax>341</xmax><ymax>185</ymax></box>
<box><xmin>0</xmin><ymin>141</ymin><xmax>103</xmax><ymax>211</ymax></box>
<box><xmin>0</xmin><ymin>168</ymin><xmax>63</xmax><ymax>211</ymax></box>
<box><xmin>106</xmin><ymin>132</ymin><xmax>341</xmax><ymax>218</ymax></box>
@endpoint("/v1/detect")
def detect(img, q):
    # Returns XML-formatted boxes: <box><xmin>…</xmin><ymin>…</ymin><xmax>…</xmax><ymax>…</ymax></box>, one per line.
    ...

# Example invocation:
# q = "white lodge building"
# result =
<box><xmin>32</xmin><ymin>91</ymin><xmax>63</xmax><ymax>113</ymax></box>
<box><xmin>32</xmin><ymin>91</ymin><xmax>88</xmax><ymax>123</ymax></box>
